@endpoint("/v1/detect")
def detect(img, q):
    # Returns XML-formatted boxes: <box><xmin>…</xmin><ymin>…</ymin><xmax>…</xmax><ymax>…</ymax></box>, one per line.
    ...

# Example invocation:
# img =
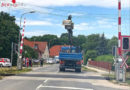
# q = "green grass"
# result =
<box><xmin>102</xmin><ymin>72</ymin><xmax>130</xmax><ymax>86</ymax></box>
<box><xmin>95</xmin><ymin>54</ymin><xmax>113</xmax><ymax>63</ymax></box>
<box><xmin>0</xmin><ymin>67</ymin><xmax>31</xmax><ymax>80</ymax></box>
<box><xmin>126</xmin><ymin>80</ymin><xmax>130</xmax><ymax>85</ymax></box>
<box><xmin>82</xmin><ymin>66</ymin><xmax>97</xmax><ymax>72</ymax></box>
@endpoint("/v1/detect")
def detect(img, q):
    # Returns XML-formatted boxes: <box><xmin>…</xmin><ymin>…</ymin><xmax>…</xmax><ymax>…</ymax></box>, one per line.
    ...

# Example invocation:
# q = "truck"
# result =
<box><xmin>59</xmin><ymin>46</ymin><xmax>82</xmax><ymax>72</ymax></box>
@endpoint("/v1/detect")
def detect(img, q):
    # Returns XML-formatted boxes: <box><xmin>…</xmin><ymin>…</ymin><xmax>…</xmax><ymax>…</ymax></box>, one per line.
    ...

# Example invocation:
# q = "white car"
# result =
<box><xmin>46</xmin><ymin>58</ymin><xmax>56</xmax><ymax>64</ymax></box>
<box><xmin>54</xmin><ymin>56</ymin><xmax>59</xmax><ymax>63</ymax></box>
<box><xmin>0</xmin><ymin>58</ymin><xmax>11</xmax><ymax>67</ymax></box>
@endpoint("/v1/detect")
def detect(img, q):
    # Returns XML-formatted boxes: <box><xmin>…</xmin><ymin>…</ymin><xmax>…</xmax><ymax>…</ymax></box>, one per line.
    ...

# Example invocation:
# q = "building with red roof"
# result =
<box><xmin>49</xmin><ymin>45</ymin><xmax>69</xmax><ymax>57</ymax></box>
<box><xmin>23</xmin><ymin>39</ymin><xmax>49</xmax><ymax>59</ymax></box>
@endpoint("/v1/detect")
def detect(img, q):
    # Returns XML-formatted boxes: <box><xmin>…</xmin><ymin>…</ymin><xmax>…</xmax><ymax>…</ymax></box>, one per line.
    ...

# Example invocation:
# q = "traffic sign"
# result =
<box><xmin>120</xmin><ymin>55</ymin><xmax>128</xmax><ymax>68</ymax></box>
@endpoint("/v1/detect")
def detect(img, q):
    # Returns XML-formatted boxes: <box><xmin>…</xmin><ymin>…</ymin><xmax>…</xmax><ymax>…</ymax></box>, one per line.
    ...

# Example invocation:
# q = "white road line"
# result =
<box><xmin>43</xmin><ymin>78</ymin><xmax>49</xmax><ymax>83</ymax></box>
<box><xmin>36</xmin><ymin>79</ymin><xmax>49</xmax><ymax>90</ymax></box>
<box><xmin>41</xmin><ymin>86</ymin><xmax>93</xmax><ymax>90</ymax></box>
<box><xmin>36</xmin><ymin>84</ymin><xmax>42</xmax><ymax>90</ymax></box>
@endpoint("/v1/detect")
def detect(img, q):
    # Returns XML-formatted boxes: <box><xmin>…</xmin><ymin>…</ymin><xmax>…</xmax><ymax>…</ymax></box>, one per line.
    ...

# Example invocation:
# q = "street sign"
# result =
<box><xmin>120</xmin><ymin>55</ymin><xmax>128</xmax><ymax>68</ymax></box>
<box><xmin>62</xmin><ymin>20</ymin><xmax>72</xmax><ymax>26</ymax></box>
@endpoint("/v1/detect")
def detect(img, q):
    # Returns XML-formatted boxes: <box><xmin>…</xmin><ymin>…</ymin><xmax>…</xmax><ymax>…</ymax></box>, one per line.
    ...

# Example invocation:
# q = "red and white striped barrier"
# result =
<box><xmin>20</xmin><ymin>18</ymin><xmax>26</xmax><ymax>54</ymax></box>
<box><xmin>118</xmin><ymin>0</ymin><xmax>121</xmax><ymax>55</ymax></box>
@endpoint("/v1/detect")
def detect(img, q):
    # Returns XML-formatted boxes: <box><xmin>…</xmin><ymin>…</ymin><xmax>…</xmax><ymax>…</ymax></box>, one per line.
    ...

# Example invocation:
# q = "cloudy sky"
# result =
<box><xmin>0</xmin><ymin>0</ymin><xmax>130</xmax><ymax>38</ymax></box>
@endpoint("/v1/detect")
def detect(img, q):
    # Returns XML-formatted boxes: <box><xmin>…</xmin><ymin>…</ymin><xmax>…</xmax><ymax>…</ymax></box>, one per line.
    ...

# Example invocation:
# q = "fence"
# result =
<box><xmin>88</xmin><ymin>61</ymin><xmax>112</xmax><ymax>71</ymax></box>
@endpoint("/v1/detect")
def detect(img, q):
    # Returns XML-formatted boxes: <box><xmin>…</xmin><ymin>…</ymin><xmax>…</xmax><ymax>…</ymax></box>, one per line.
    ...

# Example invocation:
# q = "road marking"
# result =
<box><xmin>36</xmin><ymin>84</ymin><xmax>42</xmax><ymax>90</ymax></box>
<box><xmin>36</xmin><ymin>78</ymin><xmax>49</xmax><ymax>90</ymax></box>
<box><xmin>41</xmin><ymin>86</ymin><xmax>93</xmax><ymax>90</ymax></box>
<box><xmin>43</xmin><ymin>78</ymin><xmax>49</xmax><ymax>83</ymax></box>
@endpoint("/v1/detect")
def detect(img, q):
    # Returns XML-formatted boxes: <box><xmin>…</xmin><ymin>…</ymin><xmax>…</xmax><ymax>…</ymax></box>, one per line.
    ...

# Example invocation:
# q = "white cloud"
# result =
<box><xmin>17</xmin><ymin>0</ymin><xmax>130</xmax><ymax>8</ymax></box>
<box><xmin>24</xmin><ymin>30</ymin><xmax>48</xmax><ymax>37</ymax></box>
<box><xmin>68</xmin><ymin>13</ymin><xmax>84</xmax><ymax>16</ymax></box>
<box><xmin>75</xmin><ymin>18</ymin><xmax>117</xmax><ymax>31</ymax></box>
<box><xmin>26</xmin><ymin>20</ymin><xmax>53</xmax><ymax>26</ymax></box>
<box><xmin>16</xmin><ymin>20</ymin><xmax>53</xmax><ymax>26</ymax></box>
<box><xmin>96</xmin><ymin>18</ymin><xmax>117</xmax><ymax>29</ymax></box>
<box><xmin>75</xmin><ymin>22</ymin><xmax>93</xmax><ymax>30</ymax></box>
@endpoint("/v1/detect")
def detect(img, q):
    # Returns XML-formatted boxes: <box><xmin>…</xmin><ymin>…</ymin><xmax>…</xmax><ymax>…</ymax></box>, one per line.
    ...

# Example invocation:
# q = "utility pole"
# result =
<box><xmin>11</xmin><ymin>42</ymin><xmax>14</xmax><ymax>68</ymax></box>
<box><xmin>17</xmin><ymin>11</ymin><xmax>35</xmax><ymax>70</ymax></box>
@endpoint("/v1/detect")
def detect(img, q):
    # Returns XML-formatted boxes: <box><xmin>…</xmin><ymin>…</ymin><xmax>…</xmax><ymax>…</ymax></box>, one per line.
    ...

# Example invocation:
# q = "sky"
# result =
<box><xmin>0</xmin><ymin>0</ymin><xmax>130</xmax><ymax>39</ymax></box>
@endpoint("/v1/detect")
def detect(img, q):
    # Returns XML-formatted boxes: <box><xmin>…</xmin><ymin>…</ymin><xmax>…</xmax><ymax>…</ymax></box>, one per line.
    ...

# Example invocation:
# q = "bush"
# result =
<box><xmin>95</xmin><ymin>54</ymin><xmax>113</xmax><ymax>63</ymax></box>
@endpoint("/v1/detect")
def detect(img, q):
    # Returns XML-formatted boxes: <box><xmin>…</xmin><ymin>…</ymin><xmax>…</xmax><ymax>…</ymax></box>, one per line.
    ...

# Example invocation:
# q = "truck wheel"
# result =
<box><xmin>0</xmin><ymin>64</ymin><xmax>3</xmax><ymax>67</ymax></box>
<box><xmin>75</xmin><ymin>68</ymin><xmax>81</xmax><ymax>72</ymax></box>
<box><xmin>59</xmin><ymin>68</ymin><xmax>65</xmax><ymax>72</ymax></box>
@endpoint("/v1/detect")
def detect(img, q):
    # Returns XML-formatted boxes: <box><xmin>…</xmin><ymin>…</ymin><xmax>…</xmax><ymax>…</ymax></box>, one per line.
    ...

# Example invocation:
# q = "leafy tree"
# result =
<box><xmin>85</xmin><ymin>50</ymin><xmax>97</xmax><ymax>60</ymax></box>
<box><xmin>22</xmin><ymin>45</ymin><xmax>38</xmax><ymax>59</ymax></box>
<box><xmin>60</xmin><ymin>33</ymin><xmax>68</xmax><ymax>38</ymax></box>
<box><xmin>29</xmin><ymin>34</ymin><xmax>58</xmax><ymax>48</ymax></box>
<box><xmin>0</xmin><ymin>12</ymin><xmax>19</xmax><ymax>65</ymax></box>
<box><xmin>95</xmin><ymin>55</ymin><xmax>113</xmax><ymax>63</ymax></box>
<box><xmin>96</xmin><ymin>33</ymin><xmax>108</xmax><ymax>55</ymax></box>
<box><xmin>82</xmin><ymin>34</ymin><xmax>100</xmax><ymax>51</ymax></box>
<box><xmin>107</xmin><ymin>36</ymin><xmax>118</xmax><ymax>54</ymax></box>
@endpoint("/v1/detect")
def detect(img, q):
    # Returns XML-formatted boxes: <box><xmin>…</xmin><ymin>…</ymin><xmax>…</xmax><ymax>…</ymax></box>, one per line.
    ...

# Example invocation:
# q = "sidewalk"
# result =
<box><xmin>30</xmin><ymin>64</ymin><xmax>50</xmax><ymax>71</ymax></box>
<box><xmin>86</xmin><ymin>65</ymin><xmax>114</xmax><ymax>75</ymax></box>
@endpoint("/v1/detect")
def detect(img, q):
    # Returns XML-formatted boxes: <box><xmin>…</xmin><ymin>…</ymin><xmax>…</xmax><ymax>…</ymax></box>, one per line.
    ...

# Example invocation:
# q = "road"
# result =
<box><xmin>0</xmin><ymin>64</ymin><xmax>129</xmax><ymax>90</ymax></box>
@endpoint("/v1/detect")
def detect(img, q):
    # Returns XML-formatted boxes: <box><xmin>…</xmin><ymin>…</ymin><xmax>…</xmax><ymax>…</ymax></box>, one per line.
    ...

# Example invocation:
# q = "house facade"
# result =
<box><xmin>23</xmin><ymin>39</ymin><xmax>49</xmax><ymax>60</ymax></box>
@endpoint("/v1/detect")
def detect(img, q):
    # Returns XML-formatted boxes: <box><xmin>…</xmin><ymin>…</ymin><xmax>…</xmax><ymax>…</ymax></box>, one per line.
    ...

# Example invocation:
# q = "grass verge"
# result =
<box><xmin>0</xmin><ymin>67</ymin><xmax>31</xmax><ymax>80</ymax></box>
<box><xmin>82</xmin><ymin>66</ymin><xmax>97</xmax><ymax>72</ymax></box>
<box><xmin>102</xmin><ymin>72</ymin><xmax>130</xmax><ymax>86</ymax></box>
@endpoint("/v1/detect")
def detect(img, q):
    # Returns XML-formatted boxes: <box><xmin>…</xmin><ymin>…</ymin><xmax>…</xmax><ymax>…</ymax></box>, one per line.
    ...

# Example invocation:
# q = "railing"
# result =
<box><xmin>88</xmin><ymin>61</ymin><xmax>112</xmax><ymax>71</ymax></box>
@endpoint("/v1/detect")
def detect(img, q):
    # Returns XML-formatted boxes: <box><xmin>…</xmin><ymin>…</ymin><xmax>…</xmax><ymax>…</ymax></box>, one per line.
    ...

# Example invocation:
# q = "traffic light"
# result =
<box><xmin>123</xmin><ymin>37</ymin><xmax>129</xmax><ymax>49</ymax></box>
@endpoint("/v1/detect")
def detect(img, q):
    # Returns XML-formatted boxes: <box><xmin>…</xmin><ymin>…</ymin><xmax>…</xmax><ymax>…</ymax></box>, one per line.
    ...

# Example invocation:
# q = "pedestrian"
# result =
<box><xmin>29</xmin><ymin>59</ymin><xmax>32</xmax><ymax>67</ymax></box>
<box><xmin>40</xmin><ymin>59</ymin><xmax>43</xmax><ymax>67</ymax></box>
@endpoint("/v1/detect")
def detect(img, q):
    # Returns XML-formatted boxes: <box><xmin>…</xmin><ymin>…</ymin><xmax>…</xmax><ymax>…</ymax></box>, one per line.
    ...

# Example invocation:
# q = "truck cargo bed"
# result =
<box><xmin>59</xmin><ymin>52</ymin><xmax>82</xmax><ymax>60</ymax></box>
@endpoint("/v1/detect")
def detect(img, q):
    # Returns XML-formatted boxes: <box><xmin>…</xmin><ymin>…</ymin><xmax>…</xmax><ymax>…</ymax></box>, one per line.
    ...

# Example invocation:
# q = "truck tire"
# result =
<box><xmin>60</xmin><ymin>68</ymin><xmax>65</xmax><ymax>72</ymax></box>
<box><xmin>75</xmin><ymin>68</ymin><xmax>81</xmax><ymax>72</ymax></box>
<box><xmin>0</xmin><ymin>64</ymin><xmax>3</xmax><ymax>67</ymax></box>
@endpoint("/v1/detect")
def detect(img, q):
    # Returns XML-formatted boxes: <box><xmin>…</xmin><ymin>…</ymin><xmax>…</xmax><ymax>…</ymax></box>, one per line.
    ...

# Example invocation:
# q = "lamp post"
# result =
<box><xmin>17</xmin><ymin>11</ymin><xmax>35</xmax><ymax>70</ymax></box>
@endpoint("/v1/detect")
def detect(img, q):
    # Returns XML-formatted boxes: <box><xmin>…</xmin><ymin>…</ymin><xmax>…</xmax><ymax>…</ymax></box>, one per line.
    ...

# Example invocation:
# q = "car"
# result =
<box><xmin>54</xmin><ymin>56</ymin><xmax>59</xmax><ymax>63</ymax></box>
<box><xmin>46</xmin><ymin>58</ymin><xmax>56</xmax><ymax>64</ymax></box>
<box><xmin>0</xmin><ymin>58</ymin><xmax>11</xmax><ymax>67</ymax></box>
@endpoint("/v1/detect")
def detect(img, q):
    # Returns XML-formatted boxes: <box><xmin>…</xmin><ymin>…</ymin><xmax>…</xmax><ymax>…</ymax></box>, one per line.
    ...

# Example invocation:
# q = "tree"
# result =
<box><xmin>107</xmin><ymin>36</ymin><xmax>118</xmax><ymax>54</ymax></box>
<box><xmin>22</xmin><ymin>45</ymin><xmax>38</xmax><ymax>59</ymax></box>
<box><xmin>82</xmin><ymin>34</ymin><xmax>100</xmax><ymax>51</ymax></box>
<box><xmin>29</xmin><ymin>34</ymin><xmax>58</xmax><ymax>48</ymax></box>
<box><xmin>85</xmin><ymin>50</ymin><xmax>97</xmax><ymax>60</ymax></box>
<box><xmin>96</xmin><ymin>33</ymin><xmax>108</xmax><ymax>55</ymax></box>
<box><xmin>0</xmin><ymin>12</ymin><xmax>20</xmax><ymax>65</ymax></box>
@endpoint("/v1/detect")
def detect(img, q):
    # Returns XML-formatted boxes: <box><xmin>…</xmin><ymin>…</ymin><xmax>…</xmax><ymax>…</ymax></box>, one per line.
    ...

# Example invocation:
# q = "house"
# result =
<box><xmin>23</xmin><ymin>39</ymin><xmax>49</xmax><ymax>60</ymax></box>
<box><xmin>49</xmin><ymin>45</ymin><xmax>68</xmax><ymax>57</ymax></box>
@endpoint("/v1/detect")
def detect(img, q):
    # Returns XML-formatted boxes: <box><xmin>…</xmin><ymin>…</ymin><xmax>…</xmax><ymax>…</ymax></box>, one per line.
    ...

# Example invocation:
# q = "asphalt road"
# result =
<box><xmin>0</xmin><ymin>64</ymin><xmax>129</xmax><ymax>90</ymax></box>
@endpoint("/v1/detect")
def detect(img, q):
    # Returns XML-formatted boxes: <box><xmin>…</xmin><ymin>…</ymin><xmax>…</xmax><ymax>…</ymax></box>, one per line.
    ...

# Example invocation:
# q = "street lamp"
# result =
<box><xmin>17</xmin><ymin>11</ymin><xmax>35</xmax><ymax>70</ymax></box>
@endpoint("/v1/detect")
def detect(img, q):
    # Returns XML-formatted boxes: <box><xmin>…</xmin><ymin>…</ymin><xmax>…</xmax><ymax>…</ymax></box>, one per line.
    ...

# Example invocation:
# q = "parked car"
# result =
<box><xmin>46</xmin><ymin>58</ymin><xmax>56</xmax><ymax>64</ymax></box>
<box><xmin>0</xmin><ymin>58</ymin><xmax>11</xmax><ymax>67</ymax></box>
<box><xmin>54</xmin><ymin>56</ymin><xmax>59</xmax><ymax>63</ymax></box>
